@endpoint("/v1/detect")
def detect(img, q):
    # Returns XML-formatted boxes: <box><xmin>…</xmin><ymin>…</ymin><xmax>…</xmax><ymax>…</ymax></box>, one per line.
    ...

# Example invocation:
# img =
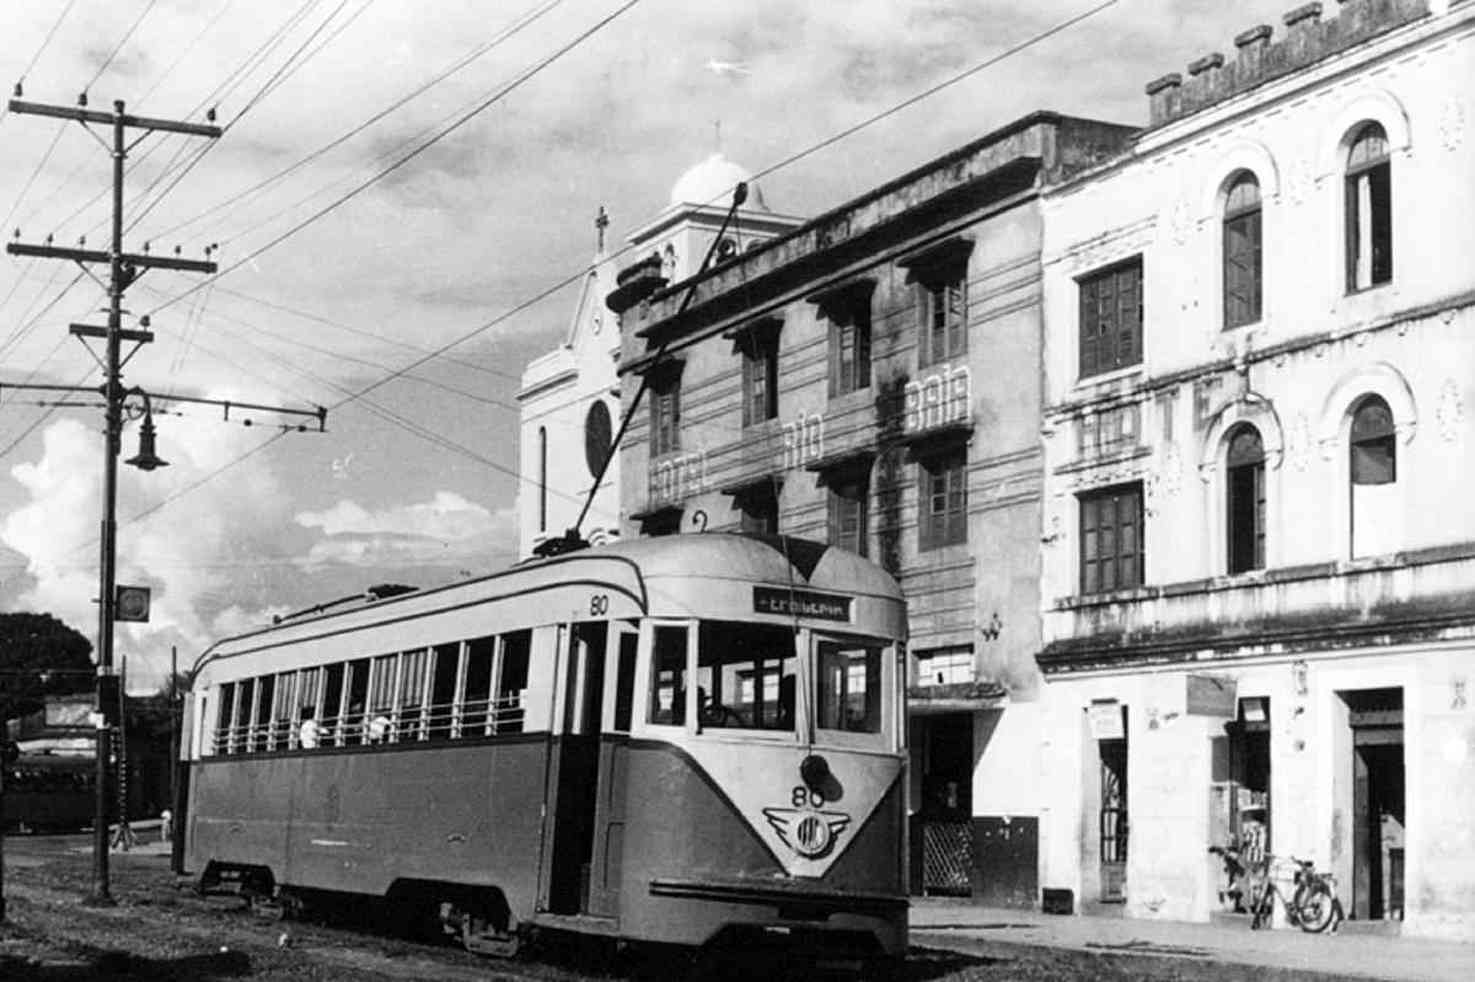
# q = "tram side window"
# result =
<box><xmin>343</xmin><ymin>659</ymin><xmax>370</xmax><ymax>746</ymax></box>
<box><xmin>321</xmin><ymin>662</ymin><xmax>346</xmax><ymax>746</ymax></box>
<box><xmin>269</xmin><ymin>671</ymin><xmax>296</xmax><ymax>750</ymax></box>
<box><xmin>427</xmin><ymin>643</ymin><xmax>460</xmax><ymax>741</ymax></box>
<box><xmin>648</xmin><ymin>625</ymin><xmax>689</xmax><ymax>726</ymax></box>
<box><xmin>233</xmin><ymin>678</ymin><xmax>255</xmax><ymax>754</ymax></box>
<box><xmin>295</xmin><ymin>667</ymin><xmax>321</xmax><ymax>749</ymax></box>
<box><xmin>696</xmin><ymin>621</ymin><xmax>796</xmax><ymax>731</ymax></box>
<box><xmin>816</xmin><ymin>641</ymin><xmax>882</xmax><ymax>734</ymax></box>
<box><xmin>398</xmin><ymin>647</ymin><xmax>428</xmax><ymax>740</ymax></box>
<box><xmin>497</xmin><ymin>630</ymin><xmax>531</xmax><ymax>734</ymax></box>
<box><xmin>461</xmin><ymin>636</ymin><xmax>496</xmax><ymax>737</ymax></box>
<box><xmin>250</xmin><ymin>675</ymin><xmax>275</xmax><ymax>753</ymax></box>
<box><xmin>366</xmin><ymin>654</ymin><xmax>397</xmax><ymax>743</ymax></box>
<box><xmin>214</xmin><ymin>682</ymin><xmax>236</xmax><ymax>756</ymax></box>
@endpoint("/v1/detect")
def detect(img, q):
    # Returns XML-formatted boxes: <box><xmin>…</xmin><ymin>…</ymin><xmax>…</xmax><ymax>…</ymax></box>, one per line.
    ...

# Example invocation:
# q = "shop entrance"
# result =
<box><xmin>1097</xmin><ymin>736</ymin><xmax>1128</xmax><ymax>903</ymax></box>
<box><xmin>1342</xmin><ymin>687</ymin><xmax>1404</xmax><ymax>921</ymax></box>
<box><xmin>913</xmin><ymin>713</ymin><xmax>973</xmax><ymax>896</ymax></box>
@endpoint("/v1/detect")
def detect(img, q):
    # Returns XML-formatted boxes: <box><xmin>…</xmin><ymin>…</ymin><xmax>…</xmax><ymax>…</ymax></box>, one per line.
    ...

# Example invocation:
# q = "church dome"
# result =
<box><xmin>668</xmin><ymin>152</ymin><xmax>768</xmax><ymax>211</ymax></box>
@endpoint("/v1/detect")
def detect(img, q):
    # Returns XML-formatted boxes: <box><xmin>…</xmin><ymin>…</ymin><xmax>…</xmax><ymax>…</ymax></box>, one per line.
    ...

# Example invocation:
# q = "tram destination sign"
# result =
<box><xmin>752</xmin><ymin>586</ymin><xmax>852</xmax><ymax>621</ymax></box>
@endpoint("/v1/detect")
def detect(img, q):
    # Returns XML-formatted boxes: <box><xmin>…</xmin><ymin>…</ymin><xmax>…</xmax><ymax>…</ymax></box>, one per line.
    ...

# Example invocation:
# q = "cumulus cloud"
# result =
<box><xmin>295</xmin><ymin>491</ymin><xmax>515</xmax><ymax>569</ymax></box>
<box><xmin>0</xmin><ymin>414</ymin><xmax>295</xmax><ymax>691</ymax></box>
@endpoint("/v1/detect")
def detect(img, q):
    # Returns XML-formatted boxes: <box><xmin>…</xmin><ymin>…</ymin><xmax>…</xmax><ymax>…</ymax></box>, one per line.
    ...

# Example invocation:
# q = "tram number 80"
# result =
<box><xmin>791</xmin><ymin>786</ymin><xmax>826</xmax><ymax>808</ymax></box>
<box><xmin>589</xmin><ymin>594</ymin><xmax>610</xmax><ymax>616</ymax></box>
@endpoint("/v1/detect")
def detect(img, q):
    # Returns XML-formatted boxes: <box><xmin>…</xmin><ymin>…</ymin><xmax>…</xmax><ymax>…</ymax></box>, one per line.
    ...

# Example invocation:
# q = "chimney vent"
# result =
<box><xmin>1145</xmin><ymin>72</ymin><xmax>1184</xmax><ymax>126</ymax></box>
<box><xmin>1283</xmin><ymin>2</ymin><xmax>1323</xmax><ymax>31</ymax></box>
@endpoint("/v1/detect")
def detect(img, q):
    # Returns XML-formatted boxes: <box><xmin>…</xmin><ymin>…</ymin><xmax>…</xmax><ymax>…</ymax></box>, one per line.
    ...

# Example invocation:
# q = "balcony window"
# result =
<box><xmin>1223</xmin><ymin>172</ymin><xmax>1262</xmax><ymax>329</ymax></box>
<box><xmin>918</xmin><ymin>447</ymin><xmax>967</xmax><ymax>550</ymax></box>
<box><xmin>826</xmin><ymin>470</ymin><xmax>870</xmax><ymax>556</ymax></box>
<box><xmin>649</xmin><ymin>376</ymin><xmax>681</xmax><ymax>456</ymax></box>
<box><xmin>737</xmin><ymin>321</ymin><xmax>781</xmax><ymax>426</ymax></box>
<box><xmin>830</xmin><ymin>303</ymin><xmax>872</xmax><ymax>396</ymax></box>
<box><xmin>1350</xmin><ymin>395</ymin><xmax>1397</xmax><ymax>557</ymax></box>
<box><xmin>1345</xmin><ymin>123</ymin><xmax>1392</xmax><ymax>292</ymax></box>
<box><xmin>1226</xmin><ymin>424</ymin><xmax>1265</xmax><ymax>573</ymax></box>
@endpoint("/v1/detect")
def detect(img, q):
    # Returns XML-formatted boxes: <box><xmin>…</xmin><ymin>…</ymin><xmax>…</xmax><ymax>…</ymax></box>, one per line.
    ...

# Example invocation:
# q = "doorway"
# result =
<box><xmin>1342</xmin><ymin>687</ymin><xmax>1404</xmax><ymax>921</ymax></box>
<box><xmin>913</xmin><ymin>713</ymin><xmax>974</xmax><ymax>897</ymax></box>
<box><xmin>544</xmin><ymin>621</ymin><xmax>607</xmax><ymax>915</ymax></box>
<box><xmin>1098</xmin><ymin>737</ymin><xmax>1128</xmax><ymax>903</ymax></box>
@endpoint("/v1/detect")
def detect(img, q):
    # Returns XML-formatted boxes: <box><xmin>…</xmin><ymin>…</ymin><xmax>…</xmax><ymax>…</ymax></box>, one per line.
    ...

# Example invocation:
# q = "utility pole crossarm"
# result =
<box><xmin>6</xmin><ymin>242</ymin><xmax>217</xmax><ymax>274</ymax></box>
<box><xmin>7</xmin><ymin>99</ymin><xmax>221</xmax><ymax>138</ymax></box>
<box><xmin>2</xmin><ymin>94</ymin><xmax>223</xmax><ymax>908</ymax></box>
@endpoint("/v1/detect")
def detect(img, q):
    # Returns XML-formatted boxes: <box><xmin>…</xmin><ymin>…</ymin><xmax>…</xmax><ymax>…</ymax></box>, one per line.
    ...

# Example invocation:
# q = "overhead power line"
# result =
<box><xmin>115</xmin><ymin>0</ymin><xmax>1118</xmax><ymax>542</ymax></box>
<box><xmin>150</xmin><ymin>0</ymin><xmax>565</xmax><ymax>244</ymax></box>
<box><xmin>145</xmin><ymin>0</ymin><xmax>643</xmax><ymax>318</ymax></box>
<box><xmin>0</xmin><ymin>0</ymin><xmax>81</xmax><ymax>127</ymax></box>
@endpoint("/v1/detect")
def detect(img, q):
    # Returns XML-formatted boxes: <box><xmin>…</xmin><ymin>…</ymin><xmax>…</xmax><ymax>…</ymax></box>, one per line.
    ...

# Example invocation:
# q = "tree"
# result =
<box><xmin>0</xmin><ymin>612</ymin><xmax>93</xmax><ymax>723</ymax></box>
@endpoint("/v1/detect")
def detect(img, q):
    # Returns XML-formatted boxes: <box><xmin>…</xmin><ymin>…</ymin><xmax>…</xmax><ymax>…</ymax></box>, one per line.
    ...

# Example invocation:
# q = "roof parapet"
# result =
<box><xmin>1144</xmin><ymin>0</ymin><xmax>1431</xmax><ymax>130</ymax></box>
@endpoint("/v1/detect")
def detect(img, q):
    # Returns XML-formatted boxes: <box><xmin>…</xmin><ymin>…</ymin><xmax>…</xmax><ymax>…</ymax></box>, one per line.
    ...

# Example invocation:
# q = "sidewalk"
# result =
<box><xmin>910</xmin><ymin>899</ymin><xmax>1475</xmax><ymax>982</ymax></box>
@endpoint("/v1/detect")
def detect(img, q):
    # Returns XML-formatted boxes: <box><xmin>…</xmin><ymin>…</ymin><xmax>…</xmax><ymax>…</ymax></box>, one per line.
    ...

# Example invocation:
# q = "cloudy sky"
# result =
<box><xmin>0</xmin><ymin>0</ymin><xmax>1302</xmax><ymax>687</ymax></box>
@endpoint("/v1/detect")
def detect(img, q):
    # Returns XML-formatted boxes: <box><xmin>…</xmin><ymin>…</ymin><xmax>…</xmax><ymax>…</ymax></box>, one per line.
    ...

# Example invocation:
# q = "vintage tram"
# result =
<box><xmin>182</xmin><ymin>533</ymin><xmax>909</xmax><ymax>967</ymax></box>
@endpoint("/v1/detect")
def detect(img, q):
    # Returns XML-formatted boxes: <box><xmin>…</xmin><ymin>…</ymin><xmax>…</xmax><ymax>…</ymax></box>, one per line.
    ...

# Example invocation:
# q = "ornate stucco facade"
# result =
<box><xmin>1035</xmin><ymin>0</ymin><xmax>1475</xmax><ymax>938</ymax></box>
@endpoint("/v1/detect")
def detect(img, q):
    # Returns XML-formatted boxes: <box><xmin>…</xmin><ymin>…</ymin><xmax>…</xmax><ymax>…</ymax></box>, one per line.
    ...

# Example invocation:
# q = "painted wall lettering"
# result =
<box><xmin>904</xmin><ymin>364</ymin><xmax>971</xmax><ymax>434</ymax></box>
<box><xmin>782</xmin><ymin>412</ymin><xmax>825</xmax><ymax>470</ymax></box>
<box><xmin>649</xmin><ymin>449</ymin><xmax>708</xmax><ymax>504</ymax></box>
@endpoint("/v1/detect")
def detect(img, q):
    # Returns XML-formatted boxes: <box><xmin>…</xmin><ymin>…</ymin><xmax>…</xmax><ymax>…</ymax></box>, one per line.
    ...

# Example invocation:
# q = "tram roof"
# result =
<box><xmin>192</xmin><ymin>534</ymin><xmax>901</xmax><ymax>672</ymax></box>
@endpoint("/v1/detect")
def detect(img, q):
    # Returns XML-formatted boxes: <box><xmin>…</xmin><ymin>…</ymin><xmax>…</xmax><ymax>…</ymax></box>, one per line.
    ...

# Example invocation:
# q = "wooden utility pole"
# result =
<box><xmin>6</xmin><ymin>96</ymin><xmax>220</xmax><ymax>906</ymax></box>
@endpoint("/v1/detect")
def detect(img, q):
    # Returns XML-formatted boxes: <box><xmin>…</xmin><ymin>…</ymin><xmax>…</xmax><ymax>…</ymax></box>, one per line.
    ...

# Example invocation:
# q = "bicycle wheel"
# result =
<box><xmin>1294</xmin><ymin>883</ymin><xmax>1337</xmax><ymax>933</ymax></box>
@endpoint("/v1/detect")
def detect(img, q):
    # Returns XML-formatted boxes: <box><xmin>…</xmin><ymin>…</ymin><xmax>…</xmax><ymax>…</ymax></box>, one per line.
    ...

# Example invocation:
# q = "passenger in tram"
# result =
<box><xmin>298</xmin><ymin>709</ymin><xmax>320</xmax><ymax>749</ymax></box>
<box><xmin>366</xmin><ymin>712</ymin><xmax>392</xmax><ymax>744</ymax></box>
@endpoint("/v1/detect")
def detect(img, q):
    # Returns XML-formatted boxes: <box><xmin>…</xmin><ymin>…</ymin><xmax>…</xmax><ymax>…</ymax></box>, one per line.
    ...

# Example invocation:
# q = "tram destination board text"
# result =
<box><xmin>752</xmin><ymin>586</ymin><xmax>852</xmax><ymax>621</ymax></box>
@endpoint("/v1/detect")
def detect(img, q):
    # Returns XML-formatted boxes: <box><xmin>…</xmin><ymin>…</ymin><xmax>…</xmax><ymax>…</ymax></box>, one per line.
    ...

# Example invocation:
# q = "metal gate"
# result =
<box><xmin>921</xmin><ymin>818</ymin><xmax>973</xmax><ymax>896</ymax></box>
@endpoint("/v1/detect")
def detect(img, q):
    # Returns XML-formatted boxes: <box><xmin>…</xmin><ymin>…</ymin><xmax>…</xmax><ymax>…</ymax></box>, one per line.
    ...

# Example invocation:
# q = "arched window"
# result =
<box><xmin>1349</xmin><ymin>395</ymin><xmax>1397</xmax><ymax>557</ymax></box>
<box><xmin>1223</xmin><ymin>172</ymin><xmax>1262</xmax><ymax>329</ymax></box>
<box><xmin>1345</xmin><ymin>123</ymin><xmax>1391</xmax><ymax>291</ymax></box>
<box><xmin>1226</xmin><ymin>424</ymin><xmax>1265</xmax><ymax>573</ymax></box>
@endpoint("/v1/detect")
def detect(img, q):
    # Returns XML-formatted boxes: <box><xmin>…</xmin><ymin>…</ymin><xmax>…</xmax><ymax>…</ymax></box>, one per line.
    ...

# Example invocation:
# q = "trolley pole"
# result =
<box><xmin>6</xmin><ymin>95</ymin><xmax>221</xmax><ymax>906</ymax></box>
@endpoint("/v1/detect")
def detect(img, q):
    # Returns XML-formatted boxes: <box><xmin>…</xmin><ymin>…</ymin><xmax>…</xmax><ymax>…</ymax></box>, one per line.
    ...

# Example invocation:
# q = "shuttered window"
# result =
<box><xmin>918</xmin><ymin>448</ymin><xmax>967</xmax><ymax>550</ymax></box>
<box><xmin>1079</xmin><ymin>482</ymin><xmax>1144</xmax><ymax>594</ymax></box>
<box><xmin>1226</xmin><ymin>425</ymin><xmax>1266</xmax><ymax>573</ymax></box>
<box><xmin>827</xmin><ymin>471</ymin><xmax>869</xmax><ymax>556</ymax></box>
<box><xmin>1223</xmin><ymin>173</ymin><xmax>1262</xmax><ymax>329</ymax></box>
<box><xmin>1078</xmin><ymin>258</ymin><xmax>1143</xmax><ymax>379</ymax></box>
<box><xmin>1345</xmin><ymin>123</ymin><xmax>1392</xmax><ymax>292</ymax></box>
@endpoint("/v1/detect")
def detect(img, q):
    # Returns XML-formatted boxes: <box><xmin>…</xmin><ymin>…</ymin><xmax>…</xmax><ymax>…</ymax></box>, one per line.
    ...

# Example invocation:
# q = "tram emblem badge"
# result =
<box><xmin>762</xmin><ymin>805</ymin><xmax>852</xmax><ymax>859</ymax></box>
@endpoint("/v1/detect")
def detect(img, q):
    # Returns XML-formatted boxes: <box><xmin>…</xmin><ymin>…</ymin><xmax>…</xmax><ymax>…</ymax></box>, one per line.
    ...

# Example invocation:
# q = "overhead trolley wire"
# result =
<box><xmin>114</xmin><ymin>0</ymin><xmax>1117</xmax><ymax>538</ymax></box>
<box><xmin>151</xmin><ymin>0</ymin><xmax>565</xmax><ymax>245</ymax></box>
<box><xmin>124</xmin><ymin>0</ymin><xmax>379</xmax><ymax>233</ymax></box>
<box><xmin>144</xmin><ymin>0</ymin><xmax>643</xmax><ymax>319</ymax></box>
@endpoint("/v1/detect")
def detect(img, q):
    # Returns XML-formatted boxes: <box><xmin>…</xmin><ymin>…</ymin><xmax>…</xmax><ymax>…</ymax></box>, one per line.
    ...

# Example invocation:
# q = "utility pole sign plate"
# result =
<box><xmin>115</xmin><ymin>585</ymin><xmax>151</xmax><ymax>623</ymax></box>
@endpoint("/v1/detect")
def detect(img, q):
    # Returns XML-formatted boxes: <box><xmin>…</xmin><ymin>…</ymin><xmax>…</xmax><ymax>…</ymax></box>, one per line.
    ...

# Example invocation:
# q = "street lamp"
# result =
<box><xmin>123</xmin><ymin>390</ymin><xmax>168</xmax><ymax>472</ymax></box>
<box><xmin>86</xmin><ymin>387</ymin><xmax>168</xmax><ymax>906</ymax></box>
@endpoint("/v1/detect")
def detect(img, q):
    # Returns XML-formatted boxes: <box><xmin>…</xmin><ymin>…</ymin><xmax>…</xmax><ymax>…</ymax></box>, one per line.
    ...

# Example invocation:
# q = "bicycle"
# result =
<box><xmin>1248</xmin><ymin>854</ymin><xmax>1344</xmax><ymax>933</ymax></box>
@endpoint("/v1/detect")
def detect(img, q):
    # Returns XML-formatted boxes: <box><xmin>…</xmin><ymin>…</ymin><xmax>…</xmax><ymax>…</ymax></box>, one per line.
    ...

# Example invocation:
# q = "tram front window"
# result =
<box><xmin>696</xmin><ymin>621</ymin><xmax>796</xmax><ymax>731</ymax></box>
<box><xmin>816</xmin><ymin>640</ymin><xmax>882</xmax><ymax>734</ymax></box>
<box><xmin>648</xmin><ymin>625</ymin><xmax>688</xmax><ymax>726</ymax></box>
